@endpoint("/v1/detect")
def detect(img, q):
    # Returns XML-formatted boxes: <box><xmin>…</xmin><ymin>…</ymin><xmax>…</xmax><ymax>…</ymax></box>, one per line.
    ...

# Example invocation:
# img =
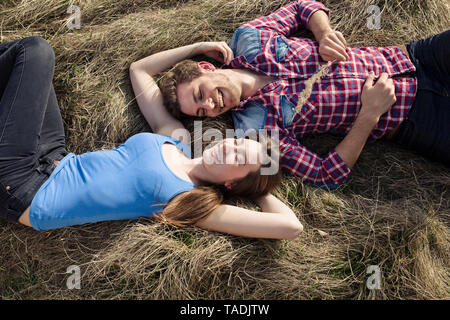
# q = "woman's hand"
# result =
<box><xmin>195</xmin><ymin>41</ymin><xmax>234</xmax><ymax>65</ymax></box>
<box><xmin>318</xmin><ymin>29</ymin><xmax>349</xmax><ymax>62</ymax></box>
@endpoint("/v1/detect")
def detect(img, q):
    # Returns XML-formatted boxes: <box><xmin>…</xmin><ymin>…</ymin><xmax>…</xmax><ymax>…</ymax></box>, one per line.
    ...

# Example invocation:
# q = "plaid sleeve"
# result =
<box><xmin>242</xmin><ymin>0</ymin><xmax>330</xmax><ymax>36</ymax></box>
<box><xmin>278</xmin><ymin>132</ymin><xmax>351</xmax><ymax>189</ymax></box>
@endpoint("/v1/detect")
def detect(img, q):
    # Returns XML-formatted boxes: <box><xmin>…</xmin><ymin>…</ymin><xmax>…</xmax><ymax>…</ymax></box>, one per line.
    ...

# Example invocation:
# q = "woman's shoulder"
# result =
<box><xmin>124</xmin><ymin>132</ymin><xmax>192</xmax><ymax>158</ymax></box>
<box><xmin>123</xmin><ymin>132</ymin><xmax>167</xmax><ymax>148</ymax></box>
<box><xmin>126</xmin><ymin>132</ymin><xmax>179</xmax><ymax>143</ymax></box>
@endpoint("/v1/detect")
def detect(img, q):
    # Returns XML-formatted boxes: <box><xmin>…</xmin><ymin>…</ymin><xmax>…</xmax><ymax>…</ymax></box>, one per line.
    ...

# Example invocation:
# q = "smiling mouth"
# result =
<box><xmin>217</xmin><ymin>89</ymin><xmax>225</xmax><ymax>111</ymax></box>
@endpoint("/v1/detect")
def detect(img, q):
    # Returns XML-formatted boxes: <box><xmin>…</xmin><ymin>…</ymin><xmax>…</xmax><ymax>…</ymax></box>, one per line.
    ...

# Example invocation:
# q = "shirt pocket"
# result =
<box><xmin>280</xmin><ymin>96</ymin><xmax>315</xmax><ymax>127</ymax></box>
<box><xmin>280</xmin><ymin>95</ymin><xmax>296</xmax><ymax>127</ymax></box>
<box><xmin>283</xmin><ymin>39</ymin><xmax>312</xmax><ymax>62</ymax></box>
<box><xmin>232</xmin><ymin>101</ymin><xmax>267</xmax><ymax>137</ymax></box>
<box><xmin>229</xmin><ymin>27</ymin><xmax>262</xmax><ymax>63</ymax></box>
<box><xmin>274</xmin><ymin>36</ymin><xmax>289</xmax><ymax>62</ymax></box>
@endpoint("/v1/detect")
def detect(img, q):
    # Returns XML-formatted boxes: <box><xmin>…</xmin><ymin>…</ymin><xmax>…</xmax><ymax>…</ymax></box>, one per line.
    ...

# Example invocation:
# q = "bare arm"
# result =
<box><xmin>129</xmin><ymin>42</ymin><xmax>233</xmax><ymax>143</ymax></box>
<box><xmin>129</xmin><ymin>44</ymin><xmax>202</xmax><ymax>143</ymax></box>
<box><xmin>334</xmin><ymin>113</ymin><xmax>378</xmax><ymax>168</ymax></box>
<box><xmin>308</xmin><ymin>9</ymin><xmax>349</xmax><ymax>61</ymax></box>
<box><xmin>194</xmin><ymin>194</ymin><xmax>303</xmax><ymax>240</ymax></box>
<box><xmin>335</xmin><ymin>72</ymin><xmax>397</xmax><ymax>168</ymax></box>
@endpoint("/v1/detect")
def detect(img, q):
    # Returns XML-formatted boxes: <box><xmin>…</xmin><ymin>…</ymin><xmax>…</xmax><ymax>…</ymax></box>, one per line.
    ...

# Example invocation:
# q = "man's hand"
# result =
<box><xmin>360</xmin><ymin>72</ymin><xmax>397</xmax><ymax>121</ymax></box>
<box><xmin>308</xmin><ymin>10</ymin><xmax>349</xmax><ymax>62</ymax></box>
<box><xmin>196</xmin><ymin>41</ymin><xmax>234</xmax><ymax>65</ymax></box>
<box><xmin>318</xmin><ymin>29</ymin><xmax>349</xmax><ymax>62</ymax></box>
<box><xmin>334</xmin><ymin>72</ymin><xmax>396</xmax><ymax>169</ymax></box>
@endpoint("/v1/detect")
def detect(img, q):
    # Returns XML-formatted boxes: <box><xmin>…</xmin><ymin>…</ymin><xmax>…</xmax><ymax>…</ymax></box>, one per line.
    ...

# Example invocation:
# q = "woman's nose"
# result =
<box><xmin>223</xmin><ymin>141</ymin><xmax>236</xmax><ymax>161</ymax></box>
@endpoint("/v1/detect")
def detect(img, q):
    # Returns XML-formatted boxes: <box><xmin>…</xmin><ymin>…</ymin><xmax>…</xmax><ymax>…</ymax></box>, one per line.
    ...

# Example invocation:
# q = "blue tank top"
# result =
<box><xmin>29</xmin><ymin>133</ymin><xmax>196</xmax><ymax>231</ymax></box>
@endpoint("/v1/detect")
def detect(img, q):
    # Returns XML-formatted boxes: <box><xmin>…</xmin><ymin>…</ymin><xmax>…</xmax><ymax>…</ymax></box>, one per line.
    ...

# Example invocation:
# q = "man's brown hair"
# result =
<box><xmin>158</xmin><ymin>59</ymin><xmax>203</xmax><ymax>119</ymax></box>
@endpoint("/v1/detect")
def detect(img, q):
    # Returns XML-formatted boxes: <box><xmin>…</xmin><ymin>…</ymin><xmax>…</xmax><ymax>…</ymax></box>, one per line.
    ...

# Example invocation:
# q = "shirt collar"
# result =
<box><xmin>235</xmin><ymin>81</ymin><xmax>281</xmax><ymax>110</ymax></box>
<box><xmin>225</xmin><ymin>56</ymin><xmax>284</xmax><ymax>111</ymax></box>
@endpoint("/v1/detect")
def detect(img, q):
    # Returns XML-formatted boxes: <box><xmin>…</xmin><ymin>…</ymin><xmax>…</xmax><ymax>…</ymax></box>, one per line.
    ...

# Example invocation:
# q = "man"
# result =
<box><xmin>130</xmin><ymin>0</ymin><xmax>449</xmax><ymax>189</ymax></box>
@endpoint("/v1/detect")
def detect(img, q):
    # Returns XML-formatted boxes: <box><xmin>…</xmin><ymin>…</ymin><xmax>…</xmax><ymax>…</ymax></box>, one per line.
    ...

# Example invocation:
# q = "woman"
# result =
<box><xmin>0</xmin><ymin>36</ymin><xmax>303</xmax><ymax>239</ymax></box>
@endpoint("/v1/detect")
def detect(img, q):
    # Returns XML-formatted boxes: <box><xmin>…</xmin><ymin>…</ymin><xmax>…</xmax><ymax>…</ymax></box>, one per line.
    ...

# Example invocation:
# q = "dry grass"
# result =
<box><xmin>0</xmin><ymin>0</ymin><xmax>449</xmax><ymax>299</ymax></box>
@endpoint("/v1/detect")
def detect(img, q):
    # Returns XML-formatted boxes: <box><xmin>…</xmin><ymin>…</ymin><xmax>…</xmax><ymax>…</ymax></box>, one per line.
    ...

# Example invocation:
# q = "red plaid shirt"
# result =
<box><xmin>227</xmin><ymin>0</ymin><xmax>417</xmax><ymax>189</ymax></box>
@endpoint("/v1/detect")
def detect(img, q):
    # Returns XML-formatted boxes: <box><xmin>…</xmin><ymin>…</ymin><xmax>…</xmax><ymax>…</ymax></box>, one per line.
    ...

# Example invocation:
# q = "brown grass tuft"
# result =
<box><xmin>0</xmin><ymin>0</ymin><xmax>449</xmax><ymax>299</ymax></box>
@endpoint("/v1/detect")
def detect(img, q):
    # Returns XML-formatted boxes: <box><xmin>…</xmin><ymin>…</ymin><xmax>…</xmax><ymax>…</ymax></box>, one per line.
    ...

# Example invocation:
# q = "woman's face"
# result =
<box><xmin>202</xmin><ymin>138</ymin><xmax>262</xmax><ymax>185</ymax></box>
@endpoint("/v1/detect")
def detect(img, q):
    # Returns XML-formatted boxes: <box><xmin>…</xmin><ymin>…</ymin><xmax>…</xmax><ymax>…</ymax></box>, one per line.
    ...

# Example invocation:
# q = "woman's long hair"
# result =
<box><xmin>153</xmin><ymin>135</ymin><xmax>282</xmax><ymax>227</ymax></box>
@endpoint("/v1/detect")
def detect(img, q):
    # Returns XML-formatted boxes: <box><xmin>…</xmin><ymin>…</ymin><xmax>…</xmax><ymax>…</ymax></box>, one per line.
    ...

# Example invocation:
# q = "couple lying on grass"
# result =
<box><xmin>1</xmin><ymin>1</ymin><xmax>449</xmax><ymax>240</ymax></box>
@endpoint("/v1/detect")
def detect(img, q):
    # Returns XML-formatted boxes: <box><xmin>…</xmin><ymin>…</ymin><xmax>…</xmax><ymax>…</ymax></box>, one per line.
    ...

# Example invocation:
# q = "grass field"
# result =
<box><xmin>0</xmin><ymin>0</ymin><xmax>449</xmax><ymax>299</ymax></box>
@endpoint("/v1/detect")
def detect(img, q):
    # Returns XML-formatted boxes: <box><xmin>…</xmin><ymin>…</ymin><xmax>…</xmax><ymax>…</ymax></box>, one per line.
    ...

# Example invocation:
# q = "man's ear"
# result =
<box><xmin>198</xmin><ymin>61</ymin><xmax>216</xmax><ymax>72</ymax></box>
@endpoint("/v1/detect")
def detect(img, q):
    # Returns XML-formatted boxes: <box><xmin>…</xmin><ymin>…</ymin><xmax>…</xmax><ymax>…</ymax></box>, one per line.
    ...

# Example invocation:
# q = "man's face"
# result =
<box><xmin>176</xmin><ymin>70</ymin><xmax>241</xmax><ymax>117</ymax></box>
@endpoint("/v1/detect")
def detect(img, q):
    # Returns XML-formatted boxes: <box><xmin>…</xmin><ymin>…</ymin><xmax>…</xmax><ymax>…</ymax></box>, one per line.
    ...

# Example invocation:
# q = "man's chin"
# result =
<box><xmin>217</xmin><ymin>106</ymin><xmax>234</xmax><ymax>116</ymax></box>
<box><xmin>208</xmin><ymin>108</ymin><xmax>231</xmax><ymax>118</ymax></box>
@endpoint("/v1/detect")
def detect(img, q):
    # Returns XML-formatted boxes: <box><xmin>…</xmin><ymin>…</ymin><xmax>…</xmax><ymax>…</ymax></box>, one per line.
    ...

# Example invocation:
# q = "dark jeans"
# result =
<box><xmin>391</xmin><ymin>30</ymin><xmax>450</xmax><ymax>166</ymax></box>
<box><xmin>0</xmin><ymin>36</ymin><xmax>67</xmax><ymax>222</ymax></box>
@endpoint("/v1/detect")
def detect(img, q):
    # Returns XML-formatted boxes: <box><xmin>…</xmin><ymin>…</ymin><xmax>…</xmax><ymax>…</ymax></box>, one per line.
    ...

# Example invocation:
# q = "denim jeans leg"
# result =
<box><xmin>0</xmin><ymin>36</ymin><xmax>55</xmax><ymax>159</ymax></box>
<box><xmin>409</xmin><ymin>29</ymin><xmax>450</xmax><ymax>93</ymax></box>
<box><xmin>0</xmin><ymin>36</ymin><xmax>63</xmax><ymax>221</ymax></box>
<box><xmin>39</xmin><ymin>85</ymin><xmax>67</xmax><ymax>156</ymax></box>
<box><xmin>393</xmin><ymin>29</ymin><xmax>450</xmax><ymax>166</ymax></box>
